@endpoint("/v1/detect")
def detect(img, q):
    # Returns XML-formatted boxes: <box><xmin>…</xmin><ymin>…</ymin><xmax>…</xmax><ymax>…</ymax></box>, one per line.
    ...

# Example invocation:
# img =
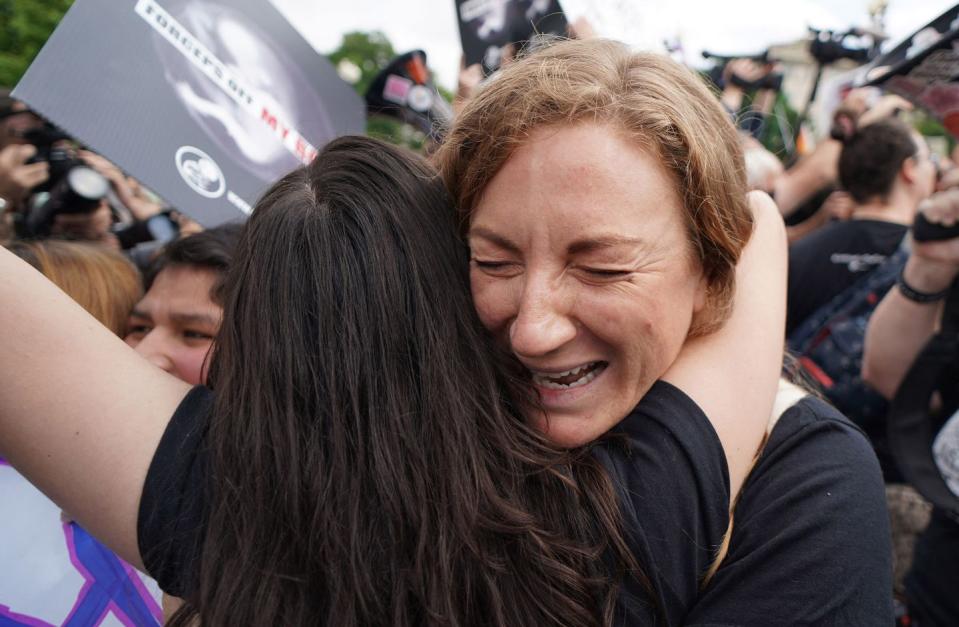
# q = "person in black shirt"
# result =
<box><xmin>438</xmin><ymin>38</ymin><xmax>891</xmax><ymax>624</ymax></box>
<box><xmin>787</xmin><ymin>118</ymin><xmax>937</xmax><ymax>335</ymax></box>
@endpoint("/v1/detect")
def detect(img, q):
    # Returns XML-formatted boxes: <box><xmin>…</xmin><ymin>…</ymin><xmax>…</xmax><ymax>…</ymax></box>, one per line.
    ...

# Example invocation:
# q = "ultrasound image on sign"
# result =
<box><xmin>14</xmin><ymin>0</ymin><xmax>364</xmax><ymax>226</ymax></box>
<box><xmin>455</xmin><ymin>0</ymin><xmax>568</xmax><ymax>73</ymax></box>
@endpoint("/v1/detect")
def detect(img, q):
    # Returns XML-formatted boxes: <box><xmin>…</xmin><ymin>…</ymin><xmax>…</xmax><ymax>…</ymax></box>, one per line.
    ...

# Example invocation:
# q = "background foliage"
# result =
<box><xmin>0</xmin><ymin>0</ymin><xmax>74</xmax><ymax>87</ymax></box>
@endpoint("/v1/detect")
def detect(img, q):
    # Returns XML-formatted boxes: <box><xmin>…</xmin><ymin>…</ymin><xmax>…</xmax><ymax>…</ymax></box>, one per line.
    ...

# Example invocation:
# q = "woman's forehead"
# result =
<box><xmin>474</xmin><ymin>123</ymin><xmax>681</xmax><ymax>219</ymax></box>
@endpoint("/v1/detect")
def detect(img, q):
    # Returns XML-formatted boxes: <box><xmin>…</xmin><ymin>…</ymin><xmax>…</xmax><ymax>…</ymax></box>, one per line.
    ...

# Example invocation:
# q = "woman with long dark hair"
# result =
<box><xmin>174</xmin><ymin>136</ymin><xmax>639</xmax><ymax>624</ymax></box>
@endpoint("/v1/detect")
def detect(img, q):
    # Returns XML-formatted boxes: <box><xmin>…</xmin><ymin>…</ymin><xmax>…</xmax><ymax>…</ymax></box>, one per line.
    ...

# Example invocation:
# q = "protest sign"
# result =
<box><xmin>454</xmin><ymin>0</ymin><xmax>568</xmax><ymax>74</ymax></box>
<box><xmin>864</xmin><ymin>5</ymin><xmax>959</xmax><ymax>137</ymax></box>
<box><xmin>366</xmin><ymin>51</ymin><xmax>453</xmax><ymax>141</ymax></box>
<box><xmin>14</xmin><ymin>0</ymin><xmax>365</xmax><ymax>226</ymax></box>
<box><xmin>0</xmin><ymin>459</ymin><xmax>164</xmax><ymax>626</ymax></box>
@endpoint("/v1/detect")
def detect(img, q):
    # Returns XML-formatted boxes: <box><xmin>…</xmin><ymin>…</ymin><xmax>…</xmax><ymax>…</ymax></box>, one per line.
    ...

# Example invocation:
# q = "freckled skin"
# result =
<box><xmin>469</xmin><ymin>122</ymin><xmax>707</xmax><ymax>447</ymax></box>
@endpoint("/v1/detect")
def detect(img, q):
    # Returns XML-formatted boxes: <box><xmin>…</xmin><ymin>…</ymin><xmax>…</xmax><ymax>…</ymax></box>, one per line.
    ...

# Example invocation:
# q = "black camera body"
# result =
<box><xmin>22</xmin><ymin>124</ymin><xmax>78</xmax><ymax>193</ymax></box>
<box><xmin>17</xmin><ymin>123</ymin><xmax>109</xmax><ymax>237</ymax></box>
<box><xmin>808</xmin><ymin>28</ymin><xmax>875</xmax><ymax>66</ymax></box>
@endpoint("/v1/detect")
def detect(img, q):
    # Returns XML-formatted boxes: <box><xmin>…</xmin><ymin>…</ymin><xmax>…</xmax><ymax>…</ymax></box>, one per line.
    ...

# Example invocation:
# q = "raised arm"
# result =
<box><xmin>663</xmin><ymin>191</ymin><xmax>788</xmax><ymax>499</ymax></box>
<box><xmin>0</xmin><ymin>246</ymin><xmax>190</xmax><ymax>570</ymax></box>
<box><xmin>863</xmin><ymin>192</ymin><xmax>959</xmax><ymax>398</ymax></box>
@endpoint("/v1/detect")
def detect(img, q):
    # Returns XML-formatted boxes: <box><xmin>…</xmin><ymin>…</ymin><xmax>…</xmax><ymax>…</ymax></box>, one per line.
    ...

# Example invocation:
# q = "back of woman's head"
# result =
<box><xmin>6</xmin><ymin>240</ymin><xmax>141</xmax><ymax>336</ymax></box>
<box><xmin>838</xmin><ymin>118</ymin><xmax>919</xmax><ymax>204</ymax></box>
<box><xmin>435</xmin><ymin>38</ymin><xmax>752</xmax><ymax>333</ymax></box>
<box><xmin>188</xmin><ymin>136</ymin><xmax>631</xmax><ymax>626</ymax></box>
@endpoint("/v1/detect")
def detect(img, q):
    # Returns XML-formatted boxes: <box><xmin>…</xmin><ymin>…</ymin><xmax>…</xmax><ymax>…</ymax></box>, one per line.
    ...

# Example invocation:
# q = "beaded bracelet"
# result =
<box><xmin>897</xmin><ymin>271</ymin><xmax>950</xmax><ymax>303</ymax></box>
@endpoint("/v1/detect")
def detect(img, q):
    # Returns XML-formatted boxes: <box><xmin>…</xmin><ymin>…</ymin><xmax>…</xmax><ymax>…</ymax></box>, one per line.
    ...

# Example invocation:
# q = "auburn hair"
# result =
<box><xmin>6</xmin><ymin>240</ymin><xmax>141</xmax><ymax>336</ymax></box>
<box><xmin>435</xmin><ymin>38</ymin><xmax>754</xmax><ymax>334</ymax></box>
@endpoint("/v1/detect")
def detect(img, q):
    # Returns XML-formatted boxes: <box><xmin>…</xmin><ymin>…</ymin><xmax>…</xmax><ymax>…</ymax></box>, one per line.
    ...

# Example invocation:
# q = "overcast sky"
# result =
<box><xmin>268</xmin><ymin>0</ymin><xmax>958</xmax><ymax>91</ymax></box>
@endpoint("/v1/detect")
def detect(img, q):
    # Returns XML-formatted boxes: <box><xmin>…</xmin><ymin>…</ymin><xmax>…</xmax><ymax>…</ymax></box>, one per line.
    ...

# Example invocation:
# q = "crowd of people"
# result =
<box><xmin>0</xmin><ymin>28</ymin><xmax>957</xmax><ymax>627</ymax></box>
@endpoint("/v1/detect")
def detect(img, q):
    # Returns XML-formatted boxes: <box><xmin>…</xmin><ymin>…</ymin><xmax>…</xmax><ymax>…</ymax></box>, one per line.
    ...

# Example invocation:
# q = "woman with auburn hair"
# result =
<box><xmin>6</xmin><ymin>240</ymin><xmax>141</xmax><ymax>336</ymax></box>
<box><xmin>436</xmin><ymin>38</ymin><xmax>892</xmax><ymax>624</ymax></box>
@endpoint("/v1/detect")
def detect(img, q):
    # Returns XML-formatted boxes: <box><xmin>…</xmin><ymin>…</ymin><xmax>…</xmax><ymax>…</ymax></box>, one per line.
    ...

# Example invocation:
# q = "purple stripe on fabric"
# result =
<box><xmin>61</xmin><ymin>523</ymin><xmax>97</xmax><ymax>626</ymax></box>
<box><xmin>0</xmin><ymin>605</ymin><xmax>55</xmax><ymax>627</ymax></box>
<box><xmin>121</xmin><ymin>562</ymin><xmax>163</xmax><ymax>622</ymax></box>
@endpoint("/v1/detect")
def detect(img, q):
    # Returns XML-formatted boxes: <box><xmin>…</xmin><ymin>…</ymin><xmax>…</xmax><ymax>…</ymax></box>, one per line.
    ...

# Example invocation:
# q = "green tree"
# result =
<box><xmin>327</xmin><ymin>30</ymin><xmax>396</xmax><ymax>98</ymax></box>
<box><xmin>0</xmin><ymin>0</ymin><xmax>74</xmax><ymax>87</ymax></box>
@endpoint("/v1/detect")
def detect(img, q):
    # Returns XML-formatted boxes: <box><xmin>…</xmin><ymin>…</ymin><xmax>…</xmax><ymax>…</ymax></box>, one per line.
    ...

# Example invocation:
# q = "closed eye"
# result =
<box><xmin>472</xmin><ymin>259</ymin><xmax>510</xmax><ymax>269</ymax></box>
<box><xmin>583</xmin><ymin>268</ymin><xmax>631</xmax><ymax>278</ymax></box>
<box><xmin>470</xmin><ymin>259</ymin><xmax>521</xmax><ymax>276</ymax></box>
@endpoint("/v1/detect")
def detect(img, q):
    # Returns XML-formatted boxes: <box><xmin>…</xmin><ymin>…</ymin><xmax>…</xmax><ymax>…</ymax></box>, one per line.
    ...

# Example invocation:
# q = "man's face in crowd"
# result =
<box><xmin>124</xmin><ymin>264</ymin><xmax>222</xmax><ymax>385</ymax></box>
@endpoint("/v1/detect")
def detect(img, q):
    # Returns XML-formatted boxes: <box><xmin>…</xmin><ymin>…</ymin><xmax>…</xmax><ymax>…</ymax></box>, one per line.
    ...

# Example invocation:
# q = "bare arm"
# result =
<box><xmin>663</xmin><ymin>191</ymin><xmax>788</xmax><ymax>500</ymax></box>
<box><xmin>0</xmin><ymin>247</ymin><xmax>190</xmax><ymax>570</ymax></box>
<box><xmin>861</xmin><ymin>271</ymin><xmax>946</xmax><ymax>399</ymax></box>
<box><xmin>862</xmin><ymin>192</ymin><xmax>959</xmax><ymax>398</ymax></box>
<box><xmin>772</xmin><ymin>139</ymin><xmax>841</xmax><ymax>218</ymax></box>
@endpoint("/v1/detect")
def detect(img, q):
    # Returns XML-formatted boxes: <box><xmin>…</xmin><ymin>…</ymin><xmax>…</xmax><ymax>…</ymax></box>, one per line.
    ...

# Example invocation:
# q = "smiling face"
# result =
<box><xmin>468</xmin><ymin>122</ymin><xmax>707</xmax><ymax>447</ymax></box>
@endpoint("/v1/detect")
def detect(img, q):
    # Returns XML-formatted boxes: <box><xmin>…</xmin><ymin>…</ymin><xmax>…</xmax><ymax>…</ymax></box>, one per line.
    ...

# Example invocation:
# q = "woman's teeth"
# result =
<box><xmin>531</xmin><ymin>362</ymin><xmax>607</xmax><ymax>390</ymax></box>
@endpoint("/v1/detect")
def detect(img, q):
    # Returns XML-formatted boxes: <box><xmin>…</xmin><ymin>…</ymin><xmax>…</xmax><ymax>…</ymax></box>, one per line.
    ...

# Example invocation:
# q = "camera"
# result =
<box><xmin>701</xmin><ymin>49</ymin><xmax>783</xmax><ymax>93</ymax></box>
<box><xmin>16</xmin><ymin>122</ymin><xmax>110</xmax><ymax>237</ymax></box>
<box><xmin>808</xmin><ymin>27</ymin><xmax>876</xmax><ymax>66</ymax></box>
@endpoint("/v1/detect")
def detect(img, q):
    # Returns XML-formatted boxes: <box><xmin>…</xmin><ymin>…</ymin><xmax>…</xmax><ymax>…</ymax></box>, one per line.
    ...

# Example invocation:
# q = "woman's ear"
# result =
<box><xmin>688</xmin><ymin>274</ymin><xmax>719</xmax><ymax>338</ymax></box>
<box><xmin>693</xmin><ymin>274</ymin><xmax>709</xmax><ymax>314</ymax></box>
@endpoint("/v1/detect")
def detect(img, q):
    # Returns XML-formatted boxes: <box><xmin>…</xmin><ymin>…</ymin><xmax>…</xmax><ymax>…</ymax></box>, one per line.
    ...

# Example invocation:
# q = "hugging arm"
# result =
<box><xmin>663</xmin><ymin>191</ymin><xmax>788</xmax><ymax>500</ymax></box>
<box><xmin>0</xmin><ymin>246</ymin><xmax>190</xmax><ymax>570</ymax></box>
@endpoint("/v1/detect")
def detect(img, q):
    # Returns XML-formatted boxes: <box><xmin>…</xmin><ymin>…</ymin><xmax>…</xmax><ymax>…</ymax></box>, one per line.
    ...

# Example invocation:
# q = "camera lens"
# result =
<box><xmin>66</xmin><ymin>166</ymin><xmax>110</xmax><ymax>200</ymax></box>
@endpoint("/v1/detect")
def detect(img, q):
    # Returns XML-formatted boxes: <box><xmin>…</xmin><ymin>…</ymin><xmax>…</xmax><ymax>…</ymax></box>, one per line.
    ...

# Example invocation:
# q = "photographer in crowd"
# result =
<box><xmin>0</xmin><ymin>90</ymin><xmax>47</xmax><ymax>231</ymax></box>
<box><xmin>0</xmin><ymin>90</ymin><xmax>183</xmax><ymax>253</ymax></box>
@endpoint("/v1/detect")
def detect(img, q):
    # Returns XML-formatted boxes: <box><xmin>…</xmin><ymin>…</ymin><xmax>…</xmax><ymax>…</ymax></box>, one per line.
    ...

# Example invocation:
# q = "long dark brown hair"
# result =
<box><xmin>170</xmin><ymin>136</ymin><xmax>635</xmax><ymax>626</ymax></box>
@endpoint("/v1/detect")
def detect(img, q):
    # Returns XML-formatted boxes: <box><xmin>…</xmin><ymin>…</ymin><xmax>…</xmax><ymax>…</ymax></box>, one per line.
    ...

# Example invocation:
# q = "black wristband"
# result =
<box><xmin>897</xmin><ymin>271</ymin><xmax>950</xmax><ymax>303</ymax></box>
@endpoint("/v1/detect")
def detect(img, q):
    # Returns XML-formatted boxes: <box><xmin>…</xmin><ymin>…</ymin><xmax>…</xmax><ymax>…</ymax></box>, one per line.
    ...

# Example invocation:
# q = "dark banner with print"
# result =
<box><xmin>455</xmin><ymin>0</ymin><xmax>568</xmax><ymax>74</ymax></box>
<box><xmin>865</xmin><ymin>5</ymin><xmax>959</xmax><ymax>136</ymax></box>
<box><xmin>14</xmin><ymin>0</ymin><xmax>365</xmax><ymax>226</ymax></box>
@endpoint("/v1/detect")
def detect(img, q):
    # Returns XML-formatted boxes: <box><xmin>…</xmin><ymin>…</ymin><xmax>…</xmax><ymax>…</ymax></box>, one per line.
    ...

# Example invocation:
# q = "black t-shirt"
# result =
<box><xmin>684</xmin><ymin>394</ymin><xmax>894</xmax><ymax>626</ymax></box>
<box><xmin>787</xmin><ymin>219</ymin><xmax>908</xmax><ymax>335</ymax></box>
<box><xmin>139</xmin><ymin>383</ymin><xmax>892</xmax><ymax>625</ymax></box>
<box><xmin>906</xmin><ymin>508</ymin><xmax>959</xmax><ymax>627</ymax></box>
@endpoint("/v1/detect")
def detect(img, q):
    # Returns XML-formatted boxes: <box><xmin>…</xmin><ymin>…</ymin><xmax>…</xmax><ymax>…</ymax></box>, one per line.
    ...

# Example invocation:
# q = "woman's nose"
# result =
<box><xmin>508</xmin><ymin>280</ymin><xmax>576</xmax><ymax>358</ymax></box>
